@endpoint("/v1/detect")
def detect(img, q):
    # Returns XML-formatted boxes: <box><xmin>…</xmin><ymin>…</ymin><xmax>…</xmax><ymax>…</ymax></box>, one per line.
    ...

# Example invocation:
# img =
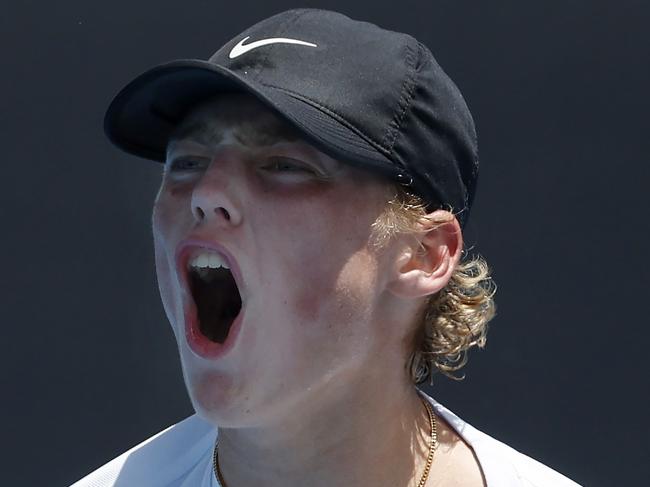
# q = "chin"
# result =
<box><xmin>181</xmin><ymin>364</ymin><xmax>252</xmax><ymax>426</ymax></box>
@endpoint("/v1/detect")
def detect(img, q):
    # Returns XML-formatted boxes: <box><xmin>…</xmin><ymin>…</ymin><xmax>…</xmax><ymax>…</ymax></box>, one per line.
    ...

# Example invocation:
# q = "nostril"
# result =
<box><xmin>193</xmin><ymin>206</ymin><xmax>231</xmax><ymax>222</ymax></box>
<box><xmin>194</xmin><ymin>207</ymin><xmax>205</xmax><ymax>220</ymax></box>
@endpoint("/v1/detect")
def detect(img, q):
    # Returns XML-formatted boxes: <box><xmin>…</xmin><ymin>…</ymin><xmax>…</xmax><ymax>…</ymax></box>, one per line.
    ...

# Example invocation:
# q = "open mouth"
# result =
<box><xmin>188</xmin><ymin>259</ymin><xmax>242</xmax><ymax>344</ymax></box>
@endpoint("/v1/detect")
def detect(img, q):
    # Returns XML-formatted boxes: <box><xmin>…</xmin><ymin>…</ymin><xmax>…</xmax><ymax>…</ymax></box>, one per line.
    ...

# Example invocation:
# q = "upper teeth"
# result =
<box><xmin>188</xmin><ymin>252</ymin><xmax>230</xmax><ymax>270</ymax></box>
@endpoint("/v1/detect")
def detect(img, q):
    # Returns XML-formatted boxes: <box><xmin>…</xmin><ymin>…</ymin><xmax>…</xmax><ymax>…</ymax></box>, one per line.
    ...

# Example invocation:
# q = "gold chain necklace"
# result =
<box><xmin>213</xmin><ymin>396</ymin><xmax>438</xmax><ymax>487</ymax></box>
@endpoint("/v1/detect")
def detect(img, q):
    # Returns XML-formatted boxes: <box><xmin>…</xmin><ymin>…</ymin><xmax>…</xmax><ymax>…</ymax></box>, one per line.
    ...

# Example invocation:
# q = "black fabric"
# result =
<box><xmin>104</xmin><ymin>8</ymin><xmax>479</xmax><ymax>226</ymax></box>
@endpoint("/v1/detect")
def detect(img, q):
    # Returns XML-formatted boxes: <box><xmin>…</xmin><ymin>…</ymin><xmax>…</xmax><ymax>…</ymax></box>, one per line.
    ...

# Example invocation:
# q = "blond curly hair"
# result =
<box><xmin>370</xmin><ymin>187</ymin><xmax>496</xmax><ymax>385</ymax></box>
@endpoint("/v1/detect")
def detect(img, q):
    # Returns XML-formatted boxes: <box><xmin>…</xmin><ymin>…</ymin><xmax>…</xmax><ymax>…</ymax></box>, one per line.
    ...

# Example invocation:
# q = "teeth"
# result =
<box><xmin>196</xmin><ymin>254</ymin><xmax>209</xmax><ymax>268</ymax></box>
<box><xmin>208</xmin><ymin>254</ymin><xmax>220</xmax><ymax>268</ymax></box>
<box><xmin>188</xmin><ymin>251</ymin><xmax>230</xmax><ymax>271</ymax></box>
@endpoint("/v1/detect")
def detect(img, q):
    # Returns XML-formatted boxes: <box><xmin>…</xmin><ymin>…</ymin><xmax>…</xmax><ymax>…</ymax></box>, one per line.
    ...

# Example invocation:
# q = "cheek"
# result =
<box><xmin>152</xmin><ymin>195</ymin><xmax>173</xmax><ymax>270</ymax></box>
<box><xmin>264</xmin><ymin>251</ymin><xmax>380</xmax><ymax>393</ymax></box>
<box><xmin>152</xmin><ymin>185</ymin><xmax>193</xmax><ymax>259</ymax></box>
<box><xmin>151</xmin><ymin>188</ymin><xmax>190</xmax><ymax>328</ymax></box>
<box><xmin>269</xmin><ymin>212</ymin><xmax>380</xmax><ymax>334</ymax></box>
<box><xmin>287</xmin><ymin>254</ymin><xmax>377</xmax><ymax>326</ymax></box>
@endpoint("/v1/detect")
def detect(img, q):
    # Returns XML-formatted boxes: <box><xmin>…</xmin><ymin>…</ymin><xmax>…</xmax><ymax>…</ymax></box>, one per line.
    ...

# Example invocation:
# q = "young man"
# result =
<box><xmin>74</xmin><ymin>9</ymin><xmax>581</xmax><ymax>487</ymax></box>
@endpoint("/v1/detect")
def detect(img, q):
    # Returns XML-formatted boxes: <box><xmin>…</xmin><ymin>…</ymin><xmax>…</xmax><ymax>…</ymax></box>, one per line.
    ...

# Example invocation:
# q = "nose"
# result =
<box><xmin>190</xmin><ymin>151</ymin><xmax>243</xmax><ymax>227</ymax></box>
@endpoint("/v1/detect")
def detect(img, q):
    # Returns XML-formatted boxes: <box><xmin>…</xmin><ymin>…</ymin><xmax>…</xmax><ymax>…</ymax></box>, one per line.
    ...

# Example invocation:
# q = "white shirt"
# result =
<box><xmin>71</xmin><ymin>391</ymin><xmax>582</xmax><ymax>486</ymax></box>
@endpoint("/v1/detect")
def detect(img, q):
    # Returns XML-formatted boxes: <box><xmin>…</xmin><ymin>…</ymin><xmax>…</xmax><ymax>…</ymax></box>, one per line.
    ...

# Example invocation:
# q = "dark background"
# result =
<box><xmin>2</xmin><ymin>1</ymin><xmax>648</xmax><ymax>485</ymax></box>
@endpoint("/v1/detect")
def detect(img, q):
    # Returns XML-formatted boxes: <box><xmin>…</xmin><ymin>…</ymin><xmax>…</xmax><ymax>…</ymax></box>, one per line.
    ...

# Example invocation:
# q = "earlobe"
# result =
<box><xmin>386</xmin><ymin>211</ymin><xmax>463</xmax><ymax>299</ymax></box>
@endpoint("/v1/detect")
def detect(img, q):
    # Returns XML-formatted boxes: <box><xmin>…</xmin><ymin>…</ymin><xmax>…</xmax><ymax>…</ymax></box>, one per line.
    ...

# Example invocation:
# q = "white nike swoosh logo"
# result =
<box><xmin>229</xmin><ymin>36</ymin><xmax>318</xmax><ymax>59</ymax></box>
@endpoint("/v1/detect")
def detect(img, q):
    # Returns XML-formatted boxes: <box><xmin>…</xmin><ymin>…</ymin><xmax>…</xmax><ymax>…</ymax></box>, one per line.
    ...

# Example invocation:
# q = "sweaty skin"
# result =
<box><xmin>152</xmin><ymin>93</ymin><xmax>484</xmax><ymax>487</ymax></box>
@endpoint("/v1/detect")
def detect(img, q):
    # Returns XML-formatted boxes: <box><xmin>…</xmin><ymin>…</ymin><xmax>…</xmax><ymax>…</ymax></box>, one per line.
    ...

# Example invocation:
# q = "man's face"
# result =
<box><xmin>152</xmin><ymin>94</ymin><xmax>410</xmax><ymax>426</ymax></box>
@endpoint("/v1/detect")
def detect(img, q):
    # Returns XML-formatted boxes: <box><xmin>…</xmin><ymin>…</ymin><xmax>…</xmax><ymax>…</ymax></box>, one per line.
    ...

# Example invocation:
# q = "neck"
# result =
<box><xmin>215</xmin><ymin>378</ymin><xmax>432</xmax><ymax>487</ymax></box>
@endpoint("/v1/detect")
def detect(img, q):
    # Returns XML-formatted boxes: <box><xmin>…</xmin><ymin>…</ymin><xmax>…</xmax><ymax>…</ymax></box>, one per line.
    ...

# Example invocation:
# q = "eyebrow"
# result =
<box><xmin>168</xmin><ymin>120</ymin><xmax>211</xmax><ymax>145</ymax></box>
<box><xmin>167</xmin><ymin>118</ymin><xmax>302</xmax><ymax>152</ymax></box>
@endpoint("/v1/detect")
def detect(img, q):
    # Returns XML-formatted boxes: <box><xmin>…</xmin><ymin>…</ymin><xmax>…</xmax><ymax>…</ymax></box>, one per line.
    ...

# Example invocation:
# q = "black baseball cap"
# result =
<box><xmin>104</xmin><ymin>8</ymin><xmax>479</xmax><ymax>226</ymax></box>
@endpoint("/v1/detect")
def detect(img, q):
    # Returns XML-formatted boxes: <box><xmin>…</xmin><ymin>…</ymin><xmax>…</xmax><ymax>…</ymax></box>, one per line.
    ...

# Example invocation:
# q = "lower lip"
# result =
<box><xmin>184</xmin><ymin>301</ymin><xmax>244</xmax><ymax>360</ymax></box>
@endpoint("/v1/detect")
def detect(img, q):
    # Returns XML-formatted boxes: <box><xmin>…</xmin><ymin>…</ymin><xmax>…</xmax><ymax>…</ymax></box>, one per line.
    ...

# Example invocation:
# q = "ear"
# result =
<box><xmin>387</xmin><ymin>210</ymin><xmax>463</xmax><ymax>299</ymax></box>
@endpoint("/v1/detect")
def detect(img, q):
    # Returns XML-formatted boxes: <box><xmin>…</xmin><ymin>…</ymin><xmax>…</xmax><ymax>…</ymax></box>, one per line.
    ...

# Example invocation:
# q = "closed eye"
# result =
<box><xmin>167</xmin><ymin>157</ymin><xmax>209</xmax><ymax>172</ymax></box>
<box><xmin>262</xmin><ymin>157</ymin><xmax>318</xmax><ymax>174</ymax></box>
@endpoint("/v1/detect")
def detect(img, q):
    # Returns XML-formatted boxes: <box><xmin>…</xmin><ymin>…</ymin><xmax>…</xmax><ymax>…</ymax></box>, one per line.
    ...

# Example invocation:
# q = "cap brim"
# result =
<box><xmin>104</xmin><ymin>59</ymin><xmax>402</xmax><ymax>179</ymax></box>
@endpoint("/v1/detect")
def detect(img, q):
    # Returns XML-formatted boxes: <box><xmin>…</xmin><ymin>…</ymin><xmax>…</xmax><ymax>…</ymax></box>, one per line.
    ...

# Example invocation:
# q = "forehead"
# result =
<box><xmin>167</xmin><ymin>93</ymin><xmax>302</xmax><ymax>154</ymax></box>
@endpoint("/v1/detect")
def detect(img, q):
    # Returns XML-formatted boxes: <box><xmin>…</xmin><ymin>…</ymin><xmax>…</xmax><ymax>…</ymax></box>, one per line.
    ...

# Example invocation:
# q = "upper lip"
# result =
<box><xmin>175</xmin><ymin>237</ymin><xmax>245</xmax><ymax>298</ymax></box>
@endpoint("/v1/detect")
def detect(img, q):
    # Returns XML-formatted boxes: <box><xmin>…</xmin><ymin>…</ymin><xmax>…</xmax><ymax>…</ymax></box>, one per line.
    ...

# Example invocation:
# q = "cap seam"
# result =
<box><xmin>381</xmin><ymin>40</ymin><xmax>419</xmax><ymax>153</ymax></box>
<box><xmin>262</xmin><ymin>82</ymin><xmax>393</xmax><ymax>158</ymax></box>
